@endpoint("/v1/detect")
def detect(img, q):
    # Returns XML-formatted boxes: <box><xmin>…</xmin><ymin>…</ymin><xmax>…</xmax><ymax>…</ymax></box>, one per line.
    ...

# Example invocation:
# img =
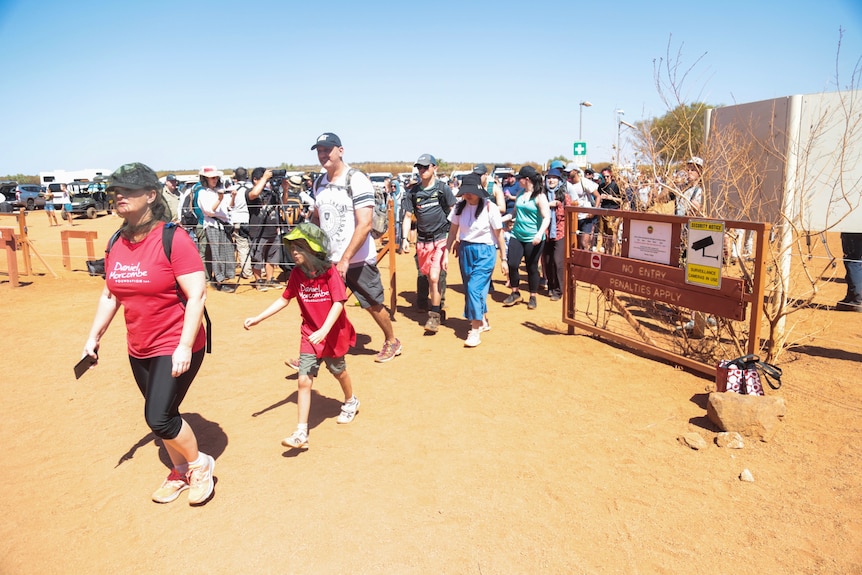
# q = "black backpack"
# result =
<box><xmin>105</xmin><ymin>223</ymin><xmax>212</xmax><ymax>353</ymax></box>
<box><xmin>180</xmin><ymin>187</ymin><xmax>199</xmax><ymax>227</ymax></box>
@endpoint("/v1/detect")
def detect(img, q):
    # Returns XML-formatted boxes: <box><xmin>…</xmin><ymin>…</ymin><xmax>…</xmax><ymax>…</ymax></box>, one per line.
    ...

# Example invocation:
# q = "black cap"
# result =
<box><xmin>516</xmin><ymin>165</ymin><xmax>538</xmax><ymax>180</ymax></box>
<box><xmin>472</xmin><ymin>163</ymin><xmax>488</xmax><ymax>175</ymax></box>
<box><xmin>311</xmin><ymin>132</ymin><xmax>342</xmax><ymax>150</ymax></box>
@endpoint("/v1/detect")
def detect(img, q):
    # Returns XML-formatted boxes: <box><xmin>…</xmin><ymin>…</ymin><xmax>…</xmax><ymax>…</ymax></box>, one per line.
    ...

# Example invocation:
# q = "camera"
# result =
<box><xmin>270</xmin><ymin>169</ymin><xmax>287</xmax><ymax>188</ymax></box>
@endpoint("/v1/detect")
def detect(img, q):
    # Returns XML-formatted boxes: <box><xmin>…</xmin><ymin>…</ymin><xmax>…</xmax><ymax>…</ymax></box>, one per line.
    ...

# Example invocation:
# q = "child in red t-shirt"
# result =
<box><xmin>244</xmin><ymin>223</ymin><xmax>357</xmax><ymax>450</ymax></box>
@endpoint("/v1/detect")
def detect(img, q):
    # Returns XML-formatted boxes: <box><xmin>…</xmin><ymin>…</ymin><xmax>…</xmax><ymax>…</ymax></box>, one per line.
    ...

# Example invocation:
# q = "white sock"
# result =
<box><xmin>189</xmin><ymin>453</ymin><xmax>205</xmax><ymax>468</ymax></box>
<box><xmin>297</xmin><ymin>423</ymin><xmax>308</xmax><ymax>433</ymax></box>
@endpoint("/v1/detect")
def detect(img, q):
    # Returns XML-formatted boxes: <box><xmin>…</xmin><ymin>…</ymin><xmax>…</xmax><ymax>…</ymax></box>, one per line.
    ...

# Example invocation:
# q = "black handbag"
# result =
<box><xmin>86</xmin><ymin>258</ymin><xmax>106</xmax><ymax>278</ymax></box>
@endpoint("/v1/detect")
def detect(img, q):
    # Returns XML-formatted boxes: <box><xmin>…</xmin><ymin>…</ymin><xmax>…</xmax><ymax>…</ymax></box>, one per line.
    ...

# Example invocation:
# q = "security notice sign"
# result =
<box><xmin>686</xmin><ymin>219</ymin><xmax>725</xmax><ymax>289</ymax></box>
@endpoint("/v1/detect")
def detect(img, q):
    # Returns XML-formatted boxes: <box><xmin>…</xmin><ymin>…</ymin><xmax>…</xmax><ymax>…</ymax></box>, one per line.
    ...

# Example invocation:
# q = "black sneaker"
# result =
<box><xmin>503</xmin><ymin>292</ymin><xmax>523</xmax><ymax>307</ymax></box>
<box><xmin>527</xmin><ymin>295</ymin><xmax>537</xmax><ymax>310</ymax></box>
<box><xmin>836</xmin><ymin>300</ymin><xmax>862</xmax><ymax>312</ymax></box>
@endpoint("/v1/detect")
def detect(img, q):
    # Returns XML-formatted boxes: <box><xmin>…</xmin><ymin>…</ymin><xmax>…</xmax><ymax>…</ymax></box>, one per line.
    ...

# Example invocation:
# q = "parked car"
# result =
<box><xmin>449</xmin><ymin>170</ymin><xmax>473</xmax><ymax>185</ymax></box>
<box><xmin>0</xmin><ymin>181</ymin><xmax>46</xmax><ymax>211</ymax></box>
<box><xmin>369</xmin><ymin>172</ymin><xmax>393</xmax><ymax>192</ymax></box>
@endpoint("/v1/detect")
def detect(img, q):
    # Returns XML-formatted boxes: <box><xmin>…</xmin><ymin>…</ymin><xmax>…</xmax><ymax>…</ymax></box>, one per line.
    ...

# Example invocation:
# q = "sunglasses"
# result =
<box><xmin>416</xmin><ymin>165</ymin><xmax>432</xmax><ymax>171</ymax></box>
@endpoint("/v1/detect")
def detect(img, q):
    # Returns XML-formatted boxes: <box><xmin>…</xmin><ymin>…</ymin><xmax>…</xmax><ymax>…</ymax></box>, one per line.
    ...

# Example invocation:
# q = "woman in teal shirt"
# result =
<box><xmin>503</xmin><ymin>166</ymin><xmax>551</xmax><ymax>310</ymax></box>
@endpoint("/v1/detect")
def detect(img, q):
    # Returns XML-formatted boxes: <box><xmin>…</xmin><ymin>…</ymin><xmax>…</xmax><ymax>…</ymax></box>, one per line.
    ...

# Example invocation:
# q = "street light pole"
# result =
<box><xmin>615</xmin><ymin>109</ymin><xmax>625</xmax><ymax>166</ymax></box>
<box><xmin>579</xmin><ymin>101</ymin><xmax>592</xmax><ymax>141</ymax></box>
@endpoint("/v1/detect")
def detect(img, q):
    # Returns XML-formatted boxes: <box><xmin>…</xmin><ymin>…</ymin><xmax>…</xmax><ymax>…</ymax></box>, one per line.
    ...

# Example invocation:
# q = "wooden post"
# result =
<box><xmin>61</xmin><ymin>229</ymin><xmax>99</xmax><ymax>270</ymax></box>
<box><xmin>0</xmin><ymin>212</ymin><xmax>31</xmax><ymax>275</ymax></box>
<box><xmin>0</xmin><ymin>227</ymin><xmax>19</xmax><ymax>287</ymax></box>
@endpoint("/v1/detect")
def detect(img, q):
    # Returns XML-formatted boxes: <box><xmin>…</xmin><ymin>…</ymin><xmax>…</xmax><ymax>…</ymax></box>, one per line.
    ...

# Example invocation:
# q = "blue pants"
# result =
<box><xmin>841</xmin><ymin>232</ymin><xmax>862</xmax><ymax>303</ymax></box>
<box><xmin>459</xmin><ymin>242</ymin><xmax>496</xmax><ymax>321</ymax></box>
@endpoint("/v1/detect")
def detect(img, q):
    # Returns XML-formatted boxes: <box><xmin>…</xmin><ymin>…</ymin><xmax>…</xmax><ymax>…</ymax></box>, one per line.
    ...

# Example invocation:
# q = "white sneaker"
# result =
<box><xmin>465</xmin><ymin>329</ymin><xmax>481</xmax><ymax>347</ymax></box>
<box><xmin>479</xmin><ymin>318</ymin><xmax>491</xmax><ymax>333</ymax></box>
<box><xmin>337</xmin><ymin>397</ymin><xmax>360</xmax><ymax>424</ymax></box>
<box><xmin>282</xmin><ymin>429</ymin><xmax>309</xmax><ymax>449</ymax></box>
<box><xmin>186</xmin><ymin>453</ymin><xmax>215</xmax><ymax>505</ymax></box>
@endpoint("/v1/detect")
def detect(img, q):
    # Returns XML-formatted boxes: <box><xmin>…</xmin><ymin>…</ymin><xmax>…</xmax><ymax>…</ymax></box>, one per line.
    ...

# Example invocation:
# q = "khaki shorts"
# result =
<box><xmin>298</xmin><ymin>352</ymin><xmax>346</xmax><ymax>378</ymax></box>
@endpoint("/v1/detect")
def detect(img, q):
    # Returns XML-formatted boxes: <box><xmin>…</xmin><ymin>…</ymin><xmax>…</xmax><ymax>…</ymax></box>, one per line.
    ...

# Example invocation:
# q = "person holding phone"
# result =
<box><xmin>81</xmin><ymin>162</ymin><xmax>215</xmax><ymax>506</ymax></box>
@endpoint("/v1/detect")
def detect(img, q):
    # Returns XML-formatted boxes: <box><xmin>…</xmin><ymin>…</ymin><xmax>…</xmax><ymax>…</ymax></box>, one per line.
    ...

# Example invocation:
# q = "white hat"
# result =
<box><xmin>199</xmin><ymin>165</ymin><xmax>224</xmax><ymax>178</ymax></box>
<box><xmin>564</xmin><ymin>162</ymin><xmax>582</xmax><ymax>174</ymax></box>
<box><xmin>686</xmin><ymin>156</ymin><xmax>704</xmax><ymax>167</ymax></box>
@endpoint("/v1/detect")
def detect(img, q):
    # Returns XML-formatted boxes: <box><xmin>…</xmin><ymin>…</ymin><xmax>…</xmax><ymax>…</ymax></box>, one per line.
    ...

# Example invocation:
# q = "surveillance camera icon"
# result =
<box><xmin>691</xmin><ymin>236</ymin><xmax>719</xmax><ymax>260</ymax></box>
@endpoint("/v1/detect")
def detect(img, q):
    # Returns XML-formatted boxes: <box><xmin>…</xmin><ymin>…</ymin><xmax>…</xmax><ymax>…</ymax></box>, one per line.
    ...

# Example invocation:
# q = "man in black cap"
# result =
<box><xmin>161</xmin><ymin>174</ymin><xmax>181</xmax><ymax>222</ymax></box>
<box><xmin>228</xmin><ymin>167</ymin><xmax>253</xmax><ymax>280</ymax></box>
<box><xmin>401</xmin><ymin>153</ymin><xmax>456</xmax><ymax>332</ymax></box>
<box><xmin>309</xmin><ymin>132</ymin><xmax>402</xmax><ymax>362</ymax></box>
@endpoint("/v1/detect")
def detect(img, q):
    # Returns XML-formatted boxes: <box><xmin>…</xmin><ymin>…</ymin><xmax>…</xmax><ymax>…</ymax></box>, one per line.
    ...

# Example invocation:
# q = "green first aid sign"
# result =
<box><xmin>573</xmin><ymin>142</ymin><xmax>587</xmax><ymax>156</ymax></box>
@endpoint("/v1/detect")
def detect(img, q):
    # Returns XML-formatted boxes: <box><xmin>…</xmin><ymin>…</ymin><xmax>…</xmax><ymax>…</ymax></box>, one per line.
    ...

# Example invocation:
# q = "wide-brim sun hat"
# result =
<box><xmin>283</xmin><ymin>222</ymin><xmax>330</xmax><ymax>256</ymax></box>
<box><xmin>199</xmin><ymin>165</ymin><xmax>224</xmax><ymax>178</ymax></box>
<box><xmin>457</xmin><ymin>173</ymin><xmax>487</xmax><ymax>198</ymax></box>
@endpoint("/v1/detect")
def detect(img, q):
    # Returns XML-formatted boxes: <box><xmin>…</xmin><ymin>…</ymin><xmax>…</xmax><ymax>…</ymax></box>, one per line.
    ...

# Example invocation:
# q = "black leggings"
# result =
<box><xmin>507</xmin><ymin>238</ymin><xmax>545</xmax><ymax>294</ymax></box>
<box><xmin>129</xmin><ymin>349</ymin><xmax>205</xmax><ymax>440</ymax></box>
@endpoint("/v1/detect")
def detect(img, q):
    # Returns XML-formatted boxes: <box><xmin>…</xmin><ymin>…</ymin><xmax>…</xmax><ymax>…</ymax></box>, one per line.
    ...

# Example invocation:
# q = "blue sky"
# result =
<box><xmin>1</xmin><ymin>0</ymin><xmax>860</xmax><ymax>176</ymax></box>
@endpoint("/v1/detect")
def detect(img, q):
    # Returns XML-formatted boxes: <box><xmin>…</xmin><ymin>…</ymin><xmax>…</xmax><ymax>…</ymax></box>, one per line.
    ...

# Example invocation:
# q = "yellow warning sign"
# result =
<box><xmin>686</xmin><ymin>263</ymin><xmax>721</xmax><ymax>288</ymax></box>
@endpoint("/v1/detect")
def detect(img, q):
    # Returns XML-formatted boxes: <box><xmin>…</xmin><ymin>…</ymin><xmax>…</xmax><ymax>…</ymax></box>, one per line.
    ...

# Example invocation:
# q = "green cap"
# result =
<box><xmin>283</xmin><ymin>222</ymin><xmax>329</xmax><ymax>256</ymax></box>
<box><xmin>106</xmin><ymin>162</ymin><xmax>161</xmax><ymax>191</ymax></box>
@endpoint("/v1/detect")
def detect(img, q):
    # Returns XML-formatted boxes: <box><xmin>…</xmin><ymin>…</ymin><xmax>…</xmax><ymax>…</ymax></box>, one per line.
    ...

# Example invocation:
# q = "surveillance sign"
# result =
<box><xmin>685</xmin><ymin>220</ymin><xmax>725</xmax><ymax>289</ymax></box>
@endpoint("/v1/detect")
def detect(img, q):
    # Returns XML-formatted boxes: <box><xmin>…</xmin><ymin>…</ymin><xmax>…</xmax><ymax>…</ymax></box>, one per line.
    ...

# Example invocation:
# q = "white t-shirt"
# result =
<box><xmin>567</xmin><ymin>179</ymin><xmax>598</xmax><ymax>220</ymax></box>
<box><xmin>313</xmin><ymin>164</ymin><xmax>376</xmax><ymax>265</ymax></box>
<box><xmin>198</xmin><ymin>186</ymin><xmax>230</xmax><ymax>228</ymax></box>
<box><xmin>448</xmin><ymin>199</ymin><xmax>503</xmax><ymax>246</ymax></box>
<box><xmin>228</xmin><ymin>182</ymin><xmax>251</xmax><ymax>225</ymax></box>
<box><xmin>675</xmin><ymin>185</ymin><xmax>703</xmax><ymax>216</ymax></box>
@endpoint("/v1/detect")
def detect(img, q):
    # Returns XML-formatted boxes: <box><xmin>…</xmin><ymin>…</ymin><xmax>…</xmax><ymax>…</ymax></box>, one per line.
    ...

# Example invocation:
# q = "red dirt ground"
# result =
<box><xmin>1</xmin><ymin>212</ymin><xmax>860</xmax><ymax>574</ymax></box>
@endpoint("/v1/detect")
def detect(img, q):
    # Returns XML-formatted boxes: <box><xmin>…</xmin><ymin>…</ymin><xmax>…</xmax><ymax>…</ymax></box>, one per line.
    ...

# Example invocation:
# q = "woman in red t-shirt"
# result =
<box><xmin>244</xmin><ymin>222</ymin><xmax>358</xmax><ymax>450</ymax></box>
<box><xmin>82</xmin><ymin>162</ymin><xmax>214</xmax><ymax>506</ymax></box>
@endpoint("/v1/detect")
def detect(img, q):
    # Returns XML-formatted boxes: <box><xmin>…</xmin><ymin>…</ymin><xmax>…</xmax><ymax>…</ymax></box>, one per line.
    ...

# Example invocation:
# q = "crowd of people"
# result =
<box><xmin>76</xmin><ymin>135</ymin><xmax>861</xmax><ymax>506</ymax></box>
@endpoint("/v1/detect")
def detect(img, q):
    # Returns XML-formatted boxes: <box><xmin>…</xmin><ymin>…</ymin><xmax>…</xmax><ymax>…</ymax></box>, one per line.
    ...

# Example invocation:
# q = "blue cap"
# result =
<box><xmin>549</xmin><ymin>160</ymin><xmax>565</xmax><ymax>170</ymax></box>
<box><xmin>546</xmin><ymin>168</ymin><xmax>563</xmax><ymax>178</ymax></box>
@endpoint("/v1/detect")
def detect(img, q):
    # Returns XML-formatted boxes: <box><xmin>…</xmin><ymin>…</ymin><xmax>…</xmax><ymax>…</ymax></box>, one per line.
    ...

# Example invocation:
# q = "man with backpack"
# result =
<box><xmin>401</xmin><ymin>153</ymin><xmax>456</xmax><ymax>333</ymax></box>
<box><xmin>245</xmin><ymin>168</ymin><xmax>284</xmax><ymax>290</ymax></box>
<box><xmin>309</xmin><ymin>132</ymin><xmax>402</xmax><ymax>363</ymax></box>
<box><xmin>228</xmin><ymin>167</ymin><xmax>253</xmax><ymax>280</ymax></box>
<box><xmin>178</xmin><ymin>179</ymin><xmax>211</xmax><ymax>280</ymax></box>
